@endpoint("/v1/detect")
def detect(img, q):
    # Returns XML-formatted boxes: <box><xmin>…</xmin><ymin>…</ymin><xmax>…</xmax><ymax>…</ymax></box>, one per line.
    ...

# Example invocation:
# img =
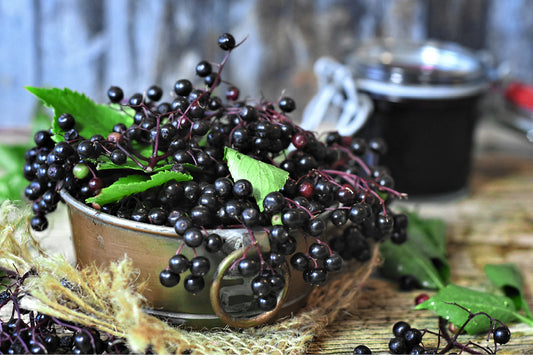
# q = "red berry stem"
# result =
<box><xmin>331</xmin><ymin>143</ymin><xmax>372</xmax><ymax>176</ymax></box>
<box><xmin>284</xmin><ymin>197</ymin><xmax>315</xmax><ymax>218</ymax></box>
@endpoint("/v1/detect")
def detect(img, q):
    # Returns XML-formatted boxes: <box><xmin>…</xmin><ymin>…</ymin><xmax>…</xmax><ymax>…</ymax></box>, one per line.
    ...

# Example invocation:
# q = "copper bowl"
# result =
<box><xmin>60</xmin><ymin>189</ymin><xmax>326</xmax><ymax>328</ymax></box>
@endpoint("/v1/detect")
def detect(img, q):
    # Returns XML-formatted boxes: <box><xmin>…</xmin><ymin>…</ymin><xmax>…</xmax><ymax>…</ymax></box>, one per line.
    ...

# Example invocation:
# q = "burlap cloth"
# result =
<box><xmin>0</xmin><ymin>201</ymin><xmax>381</xmax><ymax>355</ymax></box>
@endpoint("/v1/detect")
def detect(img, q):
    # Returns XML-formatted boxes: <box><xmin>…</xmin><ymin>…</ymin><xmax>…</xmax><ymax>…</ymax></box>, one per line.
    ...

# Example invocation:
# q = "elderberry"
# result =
<box><xmin>183</xmin><ymin>275</ymin><xmax>205</xmax><ymax>294</ymax></box>
<box><xmin>493</xmin><ymin>326</ymin><xmax>511</xmax><ymax>344</ymax></box>
<box><xmin>107</xmin><ymin>86</ymin><xmax>124</xmax><ymax>103</ymax></box>
<box><xmin>218</xmin><ymin>33</ymin><xmax>236</xmax><ymax>51</ymax></box>
<box><xmin>353</xmin><ymin>345</ymin><xmax>372</xmax><ymax>354</ymax></box>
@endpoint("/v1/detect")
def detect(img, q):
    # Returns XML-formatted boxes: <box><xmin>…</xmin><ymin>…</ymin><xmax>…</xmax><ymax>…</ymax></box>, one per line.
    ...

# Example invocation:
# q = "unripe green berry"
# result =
<box><xmin>73</xmin><ymin>163</ymin><xmax>90</xmax><ymax>179</ymax></box>
<box><xmin>271</xmin><ymin>213</ymin><xmax>282</xmax><ymax>226</ymax></box>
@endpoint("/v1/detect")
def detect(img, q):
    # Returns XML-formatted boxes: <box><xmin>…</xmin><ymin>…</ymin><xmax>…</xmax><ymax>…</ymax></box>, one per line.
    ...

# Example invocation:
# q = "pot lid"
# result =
<box><xmin>348</xmin><ymin>38</ymin><xmax>489</xmax><ymax>99</ymax></box>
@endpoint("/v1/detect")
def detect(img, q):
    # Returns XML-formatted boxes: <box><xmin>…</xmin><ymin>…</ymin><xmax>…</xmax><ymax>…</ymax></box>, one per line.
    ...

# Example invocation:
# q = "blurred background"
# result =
<box><xmin>1</xmin><ymin>0</ymin><xmax>532</xmax><ymax>128</ymax></box>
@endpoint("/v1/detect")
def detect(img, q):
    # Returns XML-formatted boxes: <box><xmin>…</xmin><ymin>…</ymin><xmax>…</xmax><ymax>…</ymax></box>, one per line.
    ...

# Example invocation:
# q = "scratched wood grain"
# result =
<box><xmin>2</xmin><ymin>0</ymin><xmax>533</xmax><ymax>129</ymax></box>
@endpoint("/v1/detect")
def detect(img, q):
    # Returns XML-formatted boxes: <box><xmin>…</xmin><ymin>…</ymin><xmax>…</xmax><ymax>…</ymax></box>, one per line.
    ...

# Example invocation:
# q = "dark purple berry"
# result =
<box><xmin>159</xmin><ymin>269</ymin><xmax>180</xmax><ymax>287</ymax></box>
<box><xmin>251</xmin><ymin>275</ymin><xmax>271</xmax><ymax>296</ymax></box>
<box><xmin>308</xmin><ymin>242</ymin><xmax>329</xmax><ymax>260</ymax></box>
<box><xmin>290</xmin><ymin>252</ymin><xmax>310</xmax><ymax>271</ymax></box>
<box><xmin>205</xmin><ymin>233</ymin><xmax>224</xmax><ymax>253</ymax></box>
<box><xmin>146</xmin><ymin>85</ymin><xmax>163</xmax><ymax>101</ymax></box>
<box><xmin>190</xmin><ymin>256</ymin><xmax>210</xmax><ymax>276</ymax></box>
<box><xmin>389</xmin><ymin>337</ymin><xmax>408</xmax><ymax>354</ymax></box>
<box><xmin>239</xmin><ymin>105</ymin><xmax>257</xmax><ymax>122</ymax></box>
<box><xmin>218</xmin><ymin>33</ymin><xmax>236</xmax><ymax>51</ymax></box>
<box><xmin>324</xmin><ymin>253</ymin><xmax>343</xmax><ymax>272</ymax></box>
<box><xmin>34</xmin><ymin>130</ymin><xmax>54</xmax><ymax>148</ymax></box>
<box><xmin>183</xmin><ymin>275</ymin><xmax>205</xmax><ymax>294</ymax></box>
<box><xmin>107</xmin><ymin>86</ymin><xmax>124</xmax><ymax>103</ymax></box>
<box><xmin>353</xmin><ymin>344</ymin><xmax>372</xmax><ymax>354</ymax></box>
<box><xmin>306</xmin><ymin>218</ymin><xmax>327</xmax><ymax>237</ymax></box>
<box><xmin>257</xmin><ymin>293</ymin><xmax>277</xmax><ymax>311</ymax></box>
<box><xmin>238</xmin><ymin>258</ymin><xmax>260</xmax><ymax>277</ymax></box>
<box><xmin>241</xmin><ymin>207</ymin><xmax>259</xmax><ymax>226</ymax></box>
<box><xmin>195</xmin><ymin>60</ymin><xmax>212</xmax><ymax>77</ymax></box>
<box><xmin>306</xmin><ymin>268</ymin><xmax>328</xmax><ymax>286</ymax></box>
<box><xmin>281</xmin><ymin>208</ymin><xmax>309</xmax><ymax>229</ymax></box>
<box><xmin>129</xmin><ymin>93</ymin><xmax>144</xmax><ymax>106</ymax></box>
<box><xmin>268</xmin><ymin>272</ymin><xmax>285</xmax><ymax>292</ymax></box>
<box><xmin>174</xmin><ymin>79</ymin><xmax>193</xmax><ymax>96</ymax></box>
<box><xmin>169</xmin><ymin>254</ymin><xmax>190</xmax><ymax>274</ymax></box>
<box><xmin>183</xmin><ymin>227</ymin><xmax>204</xmax><ymax>248</ymax></box>
<box><xmin>279</xmin><ymin>97</ymin><xmax>296</xmax><ymax>112</ymax></box>
<box><xmin>30</xmin><ymin>215</ymin><xmax>48</xmax><ymax>231</ymax></box>
<box><xmin>57</xmin><ymin>113</ymin><xmax>76</xmax><ymax>130</ymax></box>
<box><xmin>110</xmin><ymin>149</ymin><xmax>127</xmax><ymax>165</ymax></box>
<box><xmin>493</xmin><ymin>326</ymin><xmax>511</xmax><ymax>344</ymax></box>
<box><xmin>233</xmin><ymin>179</ymin><xmax>253</xmax><ymax>198</ymax></box>
<box><xmin>404</xmin><ymin>328</ymin><xmax>422</xmax><ymax>347</ymax></box>
<box><xmin>262</xmin><ymin>191</ymin><xmax>286</xmax><ymax>214</ymax></box>
<box><xmin>392</xmin><ymin>321</ymin><xmax>411</xmax><ymax>338</ymax></box>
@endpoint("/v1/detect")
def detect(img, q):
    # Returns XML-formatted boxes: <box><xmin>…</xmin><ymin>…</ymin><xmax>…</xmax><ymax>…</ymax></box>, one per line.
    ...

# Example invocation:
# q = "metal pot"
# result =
<box><xmin>60</xmin><ymin>189</ymin><xmax>343</xmax><ymax>328</ymax></box>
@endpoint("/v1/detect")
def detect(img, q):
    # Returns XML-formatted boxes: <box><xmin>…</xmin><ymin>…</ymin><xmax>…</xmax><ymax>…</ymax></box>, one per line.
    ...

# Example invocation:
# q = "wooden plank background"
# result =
<box><xmin>1</xmin><ymin>0</ymin><xmax>533</xmax><ymax>128</ymax></box>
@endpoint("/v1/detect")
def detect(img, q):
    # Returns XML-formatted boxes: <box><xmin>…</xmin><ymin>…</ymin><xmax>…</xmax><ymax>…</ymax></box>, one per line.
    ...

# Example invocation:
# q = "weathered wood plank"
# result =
<box><xmin>1</xmin><ymin>0</ymin><xmax>533</xmax><ymax>128</ymax></box>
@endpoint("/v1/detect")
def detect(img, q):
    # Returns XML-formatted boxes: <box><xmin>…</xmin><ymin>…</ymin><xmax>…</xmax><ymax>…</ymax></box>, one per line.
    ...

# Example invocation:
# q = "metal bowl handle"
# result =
<box><xmin>210</xmin><ymin>246</ymin><xmax>290</xmax><ymax>328</ymax></box>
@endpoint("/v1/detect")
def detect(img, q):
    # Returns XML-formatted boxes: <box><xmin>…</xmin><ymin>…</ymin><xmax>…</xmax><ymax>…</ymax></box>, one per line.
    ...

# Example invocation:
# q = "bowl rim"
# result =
<box><xmin>58</xmin><ymin>188</ymin><xmax>253</xmax><ymax>239</ymax></box>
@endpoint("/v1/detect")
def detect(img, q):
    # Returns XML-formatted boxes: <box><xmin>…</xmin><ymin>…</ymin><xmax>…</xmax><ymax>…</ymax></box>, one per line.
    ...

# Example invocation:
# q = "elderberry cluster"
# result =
<box><xmin>353</xmin><ymin>317</ymin><xmax>512</xmax><ymax>354</ymax></box>
<box><xmin>0</xmin><ymin>271</ymin><xmax>131</xmax><ymax>354</ymax></box>
<box><xmin>22</xmin><ymin>33</ymin><xmax>408</xmax><ymax>312</ymax></box>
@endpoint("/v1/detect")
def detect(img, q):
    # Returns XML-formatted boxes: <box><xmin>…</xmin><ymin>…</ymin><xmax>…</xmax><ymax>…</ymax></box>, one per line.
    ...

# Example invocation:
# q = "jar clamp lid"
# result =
<box><xmin>348</xmin><ymin>38</ymin><xmax>489</xmax><ymax>100</ymax></box>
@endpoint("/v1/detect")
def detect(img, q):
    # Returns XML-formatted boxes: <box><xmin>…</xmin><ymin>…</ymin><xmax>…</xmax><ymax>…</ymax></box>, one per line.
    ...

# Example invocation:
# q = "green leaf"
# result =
<box><xmin>0</xmin><ymin>102</ymin><xmax>53</xmax><ymax>203</ymax></box>
<box><xmin>415</xmin><ymin>284</ymin><xmax>526</xmax><ymax>334</ymax></box>
<box><xmin>224</xmin><ymin>147</ymin><xmax>289</xmax><ymax>212</ymax></box>
<box><xmin>379</xmin><ymin>212</ymin><xmax>449</xmax><ymax>289</ymax></box>
<box><xmin>407</xmin><ymin>212</ymin><xmax>447</xmax><ymax>256</ymax></box>
<box><xmin>0</xmin><ymin>145</ymin><xmax>27</xmax><ymax>173</ymax></box>
<box><xmin>485</xmin><ymin>263</ymin><xmax>533</xmax><ymax>318</ymax></box>
<box><xmin>86</xmin><ymin>171</ymin><xmax>192</xmax><ymax>206</ymax></box>
<box><xmin>25</xmin><ymin>87</ymin><xmax>133</xmax><ymax>142</ymax></box>
<box><xmin>0</xmin><ymin>174</ymin><xmax>25</xmax><ymax>202</ymax></box>
<box><xmin>379</xmin><ymin>239</ymin><xmax>446</xmax><ymax>289</ymax></box>
<box><xmin>0</xmin><ymin>145</ymin><xmax>30</xmax><ymax>202</ymax></box>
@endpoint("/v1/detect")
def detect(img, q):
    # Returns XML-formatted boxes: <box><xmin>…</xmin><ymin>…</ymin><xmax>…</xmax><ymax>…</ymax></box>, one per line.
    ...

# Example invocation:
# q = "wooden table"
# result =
<box><xmin>307</xmin><ymin>121</ymin><xmax>533</xmax><ymax>353</ymax></box>
<box><xmin>3</xmin><ymin>120</ymin><xmax>533</xmax><ymax>353</ymax></box>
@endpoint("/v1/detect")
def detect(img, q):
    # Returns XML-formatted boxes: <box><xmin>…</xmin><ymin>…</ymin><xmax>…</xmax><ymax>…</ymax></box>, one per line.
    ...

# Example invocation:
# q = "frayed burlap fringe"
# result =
<box><xmin>0</xmin><ymin>201</ymin><xmax>380</xmax><ymax>354</ymax></box>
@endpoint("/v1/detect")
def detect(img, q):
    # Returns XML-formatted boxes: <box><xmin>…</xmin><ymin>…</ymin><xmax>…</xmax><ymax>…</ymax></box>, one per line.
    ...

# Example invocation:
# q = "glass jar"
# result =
<box><xmin>347</xmin><ymin>38</ymin><xmax>489</xmax><ymax>198</ymax></box>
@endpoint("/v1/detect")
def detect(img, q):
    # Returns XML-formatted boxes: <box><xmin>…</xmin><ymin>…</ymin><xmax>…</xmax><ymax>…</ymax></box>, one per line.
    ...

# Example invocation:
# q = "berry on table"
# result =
<box><xmin>388</xmin><ymin>337</ymin><xmax>408</xmax><ymax>354</ymax></box>
<box><xmin>414</xmin><ymin>293</ymin><xmax>430</xmax><ymax>305</ymax></box>
<box><xmin>493</xmin><ymin>325</ymin><xmax>511</xmax><ymax>344</ymax></box>
<box><xmin>353</xmin><ymin>344</ymin><xmax>372</xmax><ymax>354</ymax></box>
<box><xmin>392</xmin><ymin>321</ymin><xmax>411</xmax><ymax>338</ymax></box>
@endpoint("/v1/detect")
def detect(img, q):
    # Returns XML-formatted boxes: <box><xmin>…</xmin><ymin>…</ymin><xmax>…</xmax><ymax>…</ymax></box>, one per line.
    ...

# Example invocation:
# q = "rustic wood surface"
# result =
<box><xmin>2</xmin><ymin>121</ymin><xmax>532</xmax><ymax>353</ymax></box>
<box><xmin>307</xmin><ymin>125</ymin><xmax>533</xmax><ymax>354</ymax></box>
